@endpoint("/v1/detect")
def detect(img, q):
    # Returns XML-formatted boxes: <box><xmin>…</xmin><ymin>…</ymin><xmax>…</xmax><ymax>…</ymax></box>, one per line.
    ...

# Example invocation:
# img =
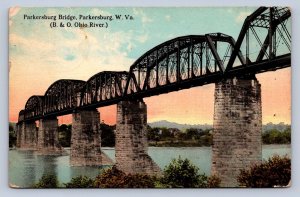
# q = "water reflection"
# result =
<box><xmin>22</xmin><ymin>151</ymin><xmax>37</xmax><ymax>186</ymax></box>
<box><xmin>9</xmin><ymin>145</ymin><xmax>291</xmax><ymax>188</ymax></box>
<box><xmin>36</xmin><ymin>155</ymin><xmax>57</xmax><ymax>182</ymax></box>
<box><xmin>9</xmin><ymin>150</ymin><xmax>38</xmax><ymax>187</ymax></box>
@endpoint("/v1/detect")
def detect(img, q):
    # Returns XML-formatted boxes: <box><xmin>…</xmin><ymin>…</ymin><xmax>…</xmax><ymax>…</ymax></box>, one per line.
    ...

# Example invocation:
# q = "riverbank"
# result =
<box><xmin>149</xmin><ymin>140</ymin><xmax>210</xmax><ymax>147</ymax></box>
<box><xmin>148</xmin><ymin>140</ymin><xmax>291</xmax><ymax>147</ymax></box>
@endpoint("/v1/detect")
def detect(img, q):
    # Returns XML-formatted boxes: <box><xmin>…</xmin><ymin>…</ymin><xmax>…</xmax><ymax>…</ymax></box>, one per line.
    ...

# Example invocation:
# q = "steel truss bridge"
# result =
<box><xmin>18</xmin><ymin>7</ymin><xmax>291</xmax><ymax>122</ymax></box>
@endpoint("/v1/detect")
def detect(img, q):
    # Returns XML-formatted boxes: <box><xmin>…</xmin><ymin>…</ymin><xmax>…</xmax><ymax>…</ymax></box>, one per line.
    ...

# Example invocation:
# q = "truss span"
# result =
<box><xmin>124</xmin><ymin>33</ymin><xmax>241</xmax><ymax>98</ymax></box>
<box><xmin>81</xmin><ymin>71</ymin><xmax>128</xmax><ymax>107</ymax></box>
<box><xmin>43</xmin><ymin>79</ymin><xmax>86</xmax><ymax>115</ymax></box>
<box><xmin>18</xmin><ymin>6</ymin><xmax>291</xmax><ymax>122</ymax></box>
<box><xmin>24</xmin><ymin>96</ymin><xmax>44</xmax><ymax>119</ymax></box>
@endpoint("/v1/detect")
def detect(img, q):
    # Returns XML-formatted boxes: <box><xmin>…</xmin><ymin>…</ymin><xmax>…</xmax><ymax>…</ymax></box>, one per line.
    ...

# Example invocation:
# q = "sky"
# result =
<box><xmin>9</xmin><ymin>7</ymin><xmax>291</xmax><ymax>125</ymax></box>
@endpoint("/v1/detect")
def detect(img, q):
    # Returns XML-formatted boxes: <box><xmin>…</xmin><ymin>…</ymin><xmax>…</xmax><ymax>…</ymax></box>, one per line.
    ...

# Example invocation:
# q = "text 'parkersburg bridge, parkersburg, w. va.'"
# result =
<box><xmin>15</xmin><ymin>7</ymin><xmax>291</xmax><ymax>187</ymax></box>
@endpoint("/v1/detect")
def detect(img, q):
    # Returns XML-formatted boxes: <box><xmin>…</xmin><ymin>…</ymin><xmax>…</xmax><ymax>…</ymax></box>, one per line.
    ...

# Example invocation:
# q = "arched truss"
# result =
<box><xmin>124</xmin><ymin>33</ymin><xmax>241</xmax><ymax>95</ymax></box>
<box><xmin>44</xmin><ymin>79</ymin><xmax>86</xmax><ymax>113</ymax></box>
<box><xmin>226</xmin><ymin>7</ymin><xmax>291</xmax><ymax>71</ymax></box>
<box><xmin>81</xmin><ymin>71</ymin><xmax>128</xmax><ymax>106</ymax></box>
<box><xmin>18</xmin><ymin>7</ymin><xmax>291</xmax><ymax>122</ymax></box>
<box><xmin>18</xmin><ymin>110</ymin><xmax>25</xmax><ymax>122</ymax></box>
<box><xmin>24</xmin><ymin>95</ymin><xmax>44</xmax><ymax>119</ymax></box>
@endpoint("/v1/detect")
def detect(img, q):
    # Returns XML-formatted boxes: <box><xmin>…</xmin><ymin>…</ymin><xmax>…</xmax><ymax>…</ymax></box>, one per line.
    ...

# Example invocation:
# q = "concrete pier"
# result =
<box><xmin>70</xmin><ymin>109</ymin><xmax>113</xmax><ymax>166</ymax></box>
<box><xmin>37</xmin><ymin>117</ymin><xmax>65</xmax><ymax>155</ymax></box>
<box><xmin>212</xmin><ymin>77</ymin><xmax>262</xmax><ymax>187</ymax></box>
<box><xmin>16</xmin><ymin>121</ymin><xmax>37</xmax><ymax>150</ymax></box>
<box><xmin>115</xmin><ymin>100</ymin><xmax>161</xmax><ymax>176</ymax></box>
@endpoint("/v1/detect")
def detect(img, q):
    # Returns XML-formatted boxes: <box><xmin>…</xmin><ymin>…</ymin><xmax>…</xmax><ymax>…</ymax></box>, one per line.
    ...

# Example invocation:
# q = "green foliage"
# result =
<box><xmin>262</xmin><ymin>128</ymin><xmax>291</xmax><ymax>144</ymax></box>
<box><xmin>9</xmin><ymin>132</ymin><xmax>16</xmax><ymax>148</ymax></box>
<box><xmin>101</xmin><ymin>123</ymin><xmax>115</xmax><ymax>147</ymax></box>
<box><xmin>9</xmin><ymin>131</ymin><xmax>17</xmax><ymax>148</ymax></box>
<box><xmin>147</xmin><ymin>126</ymin><xmax>212</xmax><ymax>147</ymax></box>
<box><xmin>9</xmin><ymin>123</ymin><xmax>16</xmax><ymax>148</ymax></box>
<box><xmin>237</xmin><ymin>155</ymin><xmax>291</xmax><ymax>187</ymax></box>
<box><xmin>147</xmin><ymin>126</ymin><xmax>161</xmax><ymax>142</ymax></box>
<box><xmin>197</xmin><ymin>133</ymin><xmax>212</xmax><ymax>146</ymax></box>
<box><xmin>207</xmin><ymin>175</ymin><xmax>222</xmax><ymax>188</ymax></box>
<box><xmin>33</xmin><ymin>174</ymin><xmax>59</xmax><ymax>188</ymax></box>
<box><xmin>186</xmin><ymin>128</ymin><xmax>199</xmax><ymax>140</ymax></box>
<box><xmin>64</xmin><ymin>175</ymin><xmax>94</xmax><ymax>188</ymax></box>
<box><xmin>161</xmin><ymin>156</ymin><xmax>220</xmax><ymax>188</ymax></box>
<box><xmin>58</xmin><ymin>123</ymin><xmax>116</xmax><ymax>147</ymax></box>
<box><xmin>9</xmin><ymin>123</ymin><xmax>14</xmax><ymax>132</ymax></box>
<box><xmin>58</xmin><ymin>124</ymin><xmax>72</xmax><ymax>147</ymax></box>
<box><xmin>94</xmin><ymin>166</ymin><xmax>155</xmax><ymax>188</ymax></box>
<box><xmin>160</xmin><ymin>127</ymin><xmax>173</xmax><ymax>139</ymax></box>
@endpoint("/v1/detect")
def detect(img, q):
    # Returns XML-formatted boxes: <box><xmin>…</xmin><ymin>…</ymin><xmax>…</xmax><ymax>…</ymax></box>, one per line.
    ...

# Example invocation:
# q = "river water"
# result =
<box><xmin>8</xmin><ymin>144</ymin><xmax>291</xmax><ymax>188</ymax></box>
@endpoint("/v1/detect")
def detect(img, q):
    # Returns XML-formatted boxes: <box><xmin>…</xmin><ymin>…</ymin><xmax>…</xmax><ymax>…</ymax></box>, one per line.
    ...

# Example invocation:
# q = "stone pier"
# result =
<box><xmin>70</xmin><ymin>109</ymin><xmax>113</xmax><ymax>166</ymax></box>
<box><xmin>115</xmin><ymin>100</ymin><xmax>161</xmax><ymax>176</ymax></box>
<box><xmin>212</xmin><ymin>76</ymin><xmax>262</xmax><ymax>187</ymax></box>
<box><xmin>37</xmin><ymin>117</ymin><xmax>65</xmax><ymax>155</ymax></box>
<box><xmin>16</xmin><ymin>121</ymin><xmax>37</xmax><ymax>150</ymax></box>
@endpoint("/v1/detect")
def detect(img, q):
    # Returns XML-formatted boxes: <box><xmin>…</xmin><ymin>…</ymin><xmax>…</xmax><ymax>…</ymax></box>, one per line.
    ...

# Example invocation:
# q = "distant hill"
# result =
<box><xmin>148</xmin><ymin>120</ymin><xmax>290</xmax><ymax>132</ymax></box>
<box><xmin>148</xmin><ymin>120</ymin><xmax>212</xmax><ymax>131</ymax></box>
<box><xmin>262</xmin><ymin>122</ymin><xmax>290</xmax><ymax>132</ymax></box>
<box><xmin>9</xmin><ymin>121</ymin><xmax>290</xmax><ymax>132</ymax></box>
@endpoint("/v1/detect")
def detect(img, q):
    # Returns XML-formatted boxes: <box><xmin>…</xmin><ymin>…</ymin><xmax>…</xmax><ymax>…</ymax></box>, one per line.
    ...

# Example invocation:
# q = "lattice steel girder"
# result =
<box><xmin>43</xmin><ymin>79</ymin><xmax>86</xmax><ymax>113</ymax></box>
<box><xmin>18</xmin><ymin>110</ymin><xmax>25</xmax><ymax>122</ymax></box>
<box><xmin>250</xmin><ymin>7</ymin><xmax>290</xmax><ymax>28</ymax></box>
<box><xmin>205</xmin><ymin>34</ymin><xmax>225</xmax><ymax>72</ymax></box>
<box><xmin>226</xmin><ymin>6</ymin><xmax>291</xmax><ymax>70</ymax></box>
<box><xmin>24</xmin><ymin>95</ymin><xmax>44</xmax><ymax>119</ymax></box>
<box><xmin>81</xmin><ymin>71</ymin><xmax>128</xmax><ymax>105</ymax></box>
<box><xmin>256</xmin><ymin>8</ymin><xmax>291</xmax><ymax>61</ymax></box>
<box><xmin>125</xmin><ymin>33</ymin><xmax>235</xmax><ymax>95</ymax></box>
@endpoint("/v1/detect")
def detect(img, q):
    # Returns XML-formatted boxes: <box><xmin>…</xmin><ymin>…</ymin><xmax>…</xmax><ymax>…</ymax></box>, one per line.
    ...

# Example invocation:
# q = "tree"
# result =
<box><xmin>161</xmin><ymin>156</ymin><xmax>220</xmax><ymax>188</ymax></box>
<box><xmin>237</xmin><ymin>155</ymin><xmax>291</xmax><ymax>187</ymax></box>
<box><xmin>9</xmin><ymin>123</ymin><xmax>14</xmax><ymax>132</ymax></box>
<box><xmin>176</xmin><ymin>132</ymin><xmax>187</xmax><ymax>140</ymax></box>
<box><xmin>161</xmin><ymin>127</ymin><xmax>173</xmax><ymax>139</ymax></box>
<box><xmin>64</xmin><ymin>175</ymin><xmax>94</xmax><ymax>188</ymax></box>
<box><xmin>9</xmin><ymin>123</ymin><xmax>16</xmax><ymax>147</ymax></box>
<box><xmin>198</xmin><ymin>134</ymin><xmax>213</xmax><ymax>146</ymax></box>
<box><xmin>186</xmin><ymin>128</ymin><xmax>199</xmax><ymax>140</ymax></box>
<box><xmin>94</xmin><ymin>166</ymin><xmax>156</xmax><ymax>188</ymax></box>
<box><xmin>9</xmin><ymin>131</ymin><xmax>17</xmax><ymax>148</ymax></box>
<box><xmin>58</xmin><ymin>124</ymin><xmax>72</xmax><ymax>147</ymax></box>
<box><xmin>282</xmin><ymin>127</ymin><xmax>291</xmax><ymax>143</ymax></box>
<box><xmin>262</xmin><ymin>129</ymin><xmax>291</xmax><ymax>144</ymax></box>
<box><xmin>33</xmin><ymin>174</ymin><xmax>59</xmax><ymax>188</ymax></box>
<box><xmin>101</xmin><ymin>123</ymin><xmax>115</xmax><ymax>147</ymax></box>
<box><xmin>147</xmin><ymin>127</ymin><xmax>161</xmax><ymax>142</ymax></box>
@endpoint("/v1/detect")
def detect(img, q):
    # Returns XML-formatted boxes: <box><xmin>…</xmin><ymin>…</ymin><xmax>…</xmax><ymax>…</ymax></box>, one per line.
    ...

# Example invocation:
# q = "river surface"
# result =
<box><xmin>8</xmin><ymin>144</ymin><xmax>291</xmax><ymax>187</ymax></box>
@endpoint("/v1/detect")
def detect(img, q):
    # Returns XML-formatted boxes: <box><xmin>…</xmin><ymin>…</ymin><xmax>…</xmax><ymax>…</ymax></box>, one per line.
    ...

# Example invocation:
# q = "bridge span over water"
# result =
<box><xmin>16</xmin><ymin>7</ymin><xmax>291</xmax><ymax>187</ymax></box>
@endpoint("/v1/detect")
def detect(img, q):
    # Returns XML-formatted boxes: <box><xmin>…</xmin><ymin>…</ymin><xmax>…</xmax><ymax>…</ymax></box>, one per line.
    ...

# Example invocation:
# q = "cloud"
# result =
<box><xmin>165</xmin><ymin>15</ymin><xmax>171</xmax><ymax>22</ymax></box>
<box><xmin>235</xmin><ymin>11</ymin><xmax>251</xmax><ymax>23</ymax></box>
<box><xmin>9</xmin><ymin>15</ymin><xmax>139</xmax><ymax>120</ymax></box>
<box><xmin>10</xmin><ymin>16</ymin><xmax>136</xmax><ymax>72</ymax></box>
<box><xmin>133</xmin><ymin>8</ymin><xmax>153</xmax><ymax>24</ymax></box>
<box><xmin>136</xmin><ymin>34</ymin><xmax>148</xmax><ymax>43</ymax></box>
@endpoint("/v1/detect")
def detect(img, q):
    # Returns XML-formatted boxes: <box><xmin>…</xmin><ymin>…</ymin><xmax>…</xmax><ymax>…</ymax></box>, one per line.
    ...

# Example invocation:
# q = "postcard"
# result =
<box><xmin>9</xmin><ymin>6</ymin><xmax>291</xmax><ymax>188</ymax></box>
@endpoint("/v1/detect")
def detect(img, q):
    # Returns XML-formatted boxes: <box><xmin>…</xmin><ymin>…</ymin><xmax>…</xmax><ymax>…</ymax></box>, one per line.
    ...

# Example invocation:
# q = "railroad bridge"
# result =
<box><xmin>16</xmin><ymin>7</ymin><xmax>291</xmax><ymax>187</ymax></box>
